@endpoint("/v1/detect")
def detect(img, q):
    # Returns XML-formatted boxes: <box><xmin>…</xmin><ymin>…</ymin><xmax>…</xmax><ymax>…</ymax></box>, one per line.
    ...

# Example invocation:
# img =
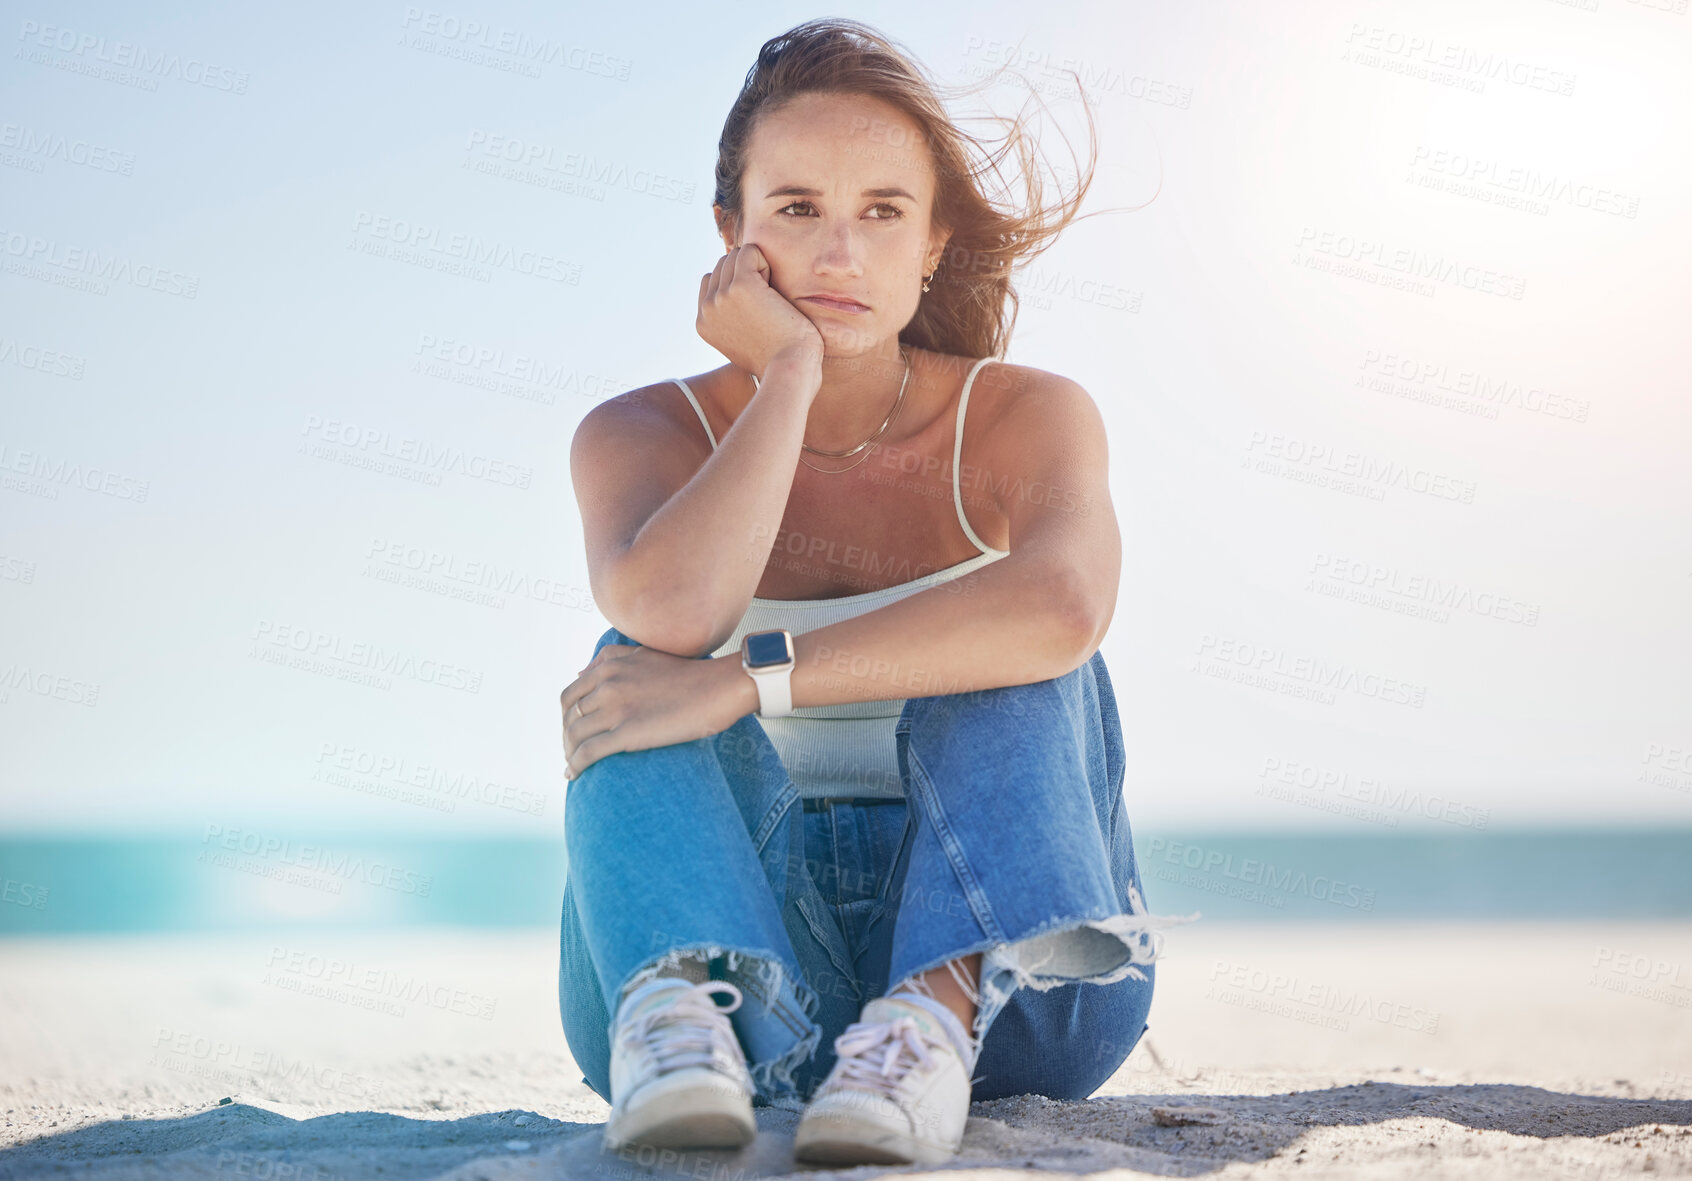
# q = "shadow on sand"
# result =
<box><xmin>1</xmin><ymin>1084</ymin><xmax>1687</xmax><ymax>1179</ymax></box>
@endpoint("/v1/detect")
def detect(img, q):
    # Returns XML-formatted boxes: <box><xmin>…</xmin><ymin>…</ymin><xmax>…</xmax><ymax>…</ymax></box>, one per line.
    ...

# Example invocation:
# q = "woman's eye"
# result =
<box><xmin>776</xmin><ymin>201</ymin><xmax>904</xmax><ymax>220</ymax></box>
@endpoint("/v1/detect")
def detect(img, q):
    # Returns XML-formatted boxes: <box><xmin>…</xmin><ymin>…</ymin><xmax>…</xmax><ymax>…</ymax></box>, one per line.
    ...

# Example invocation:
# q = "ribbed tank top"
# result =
<box><xmin>668</xmin><ymin>355</ymin><xmax>1011</xmax><ymax>801</ymax></box>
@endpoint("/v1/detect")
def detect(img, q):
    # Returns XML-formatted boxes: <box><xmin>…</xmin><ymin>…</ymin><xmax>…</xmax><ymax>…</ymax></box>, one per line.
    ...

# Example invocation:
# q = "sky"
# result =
<box><xmin>2</xmin><ymin>0</ymin><xmax>1689</xmax><ymax>839</ymax></box>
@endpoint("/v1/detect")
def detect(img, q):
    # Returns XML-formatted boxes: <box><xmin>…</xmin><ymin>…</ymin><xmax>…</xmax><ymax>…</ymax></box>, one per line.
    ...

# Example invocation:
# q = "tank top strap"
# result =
<box><xmin>953</xmin><ymin>356</ymin><xmax>1011</xmax><ymax>557</ymax></box>
<box><xmin>669</xmin><ymin>378</ymin><xmax>718</xmax><ymax>451</ymax></box>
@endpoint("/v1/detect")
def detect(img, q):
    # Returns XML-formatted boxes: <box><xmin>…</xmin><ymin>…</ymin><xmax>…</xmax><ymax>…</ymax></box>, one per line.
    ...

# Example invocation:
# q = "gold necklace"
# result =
<box><xmin>754</xmin><ymin>346</ymin><xmax>912</xmax><ymax>475</ymax></box>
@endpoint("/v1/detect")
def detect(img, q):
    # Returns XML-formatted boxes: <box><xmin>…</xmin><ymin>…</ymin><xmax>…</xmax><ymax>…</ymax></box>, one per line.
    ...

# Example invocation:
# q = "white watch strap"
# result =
<box><xmin>751</xmin><ymin>665</ymin><xmax>794</xmax><ymax>718</ymax></box>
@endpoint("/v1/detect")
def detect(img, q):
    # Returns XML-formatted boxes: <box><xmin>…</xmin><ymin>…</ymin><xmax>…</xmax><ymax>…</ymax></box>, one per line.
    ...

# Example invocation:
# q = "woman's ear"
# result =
<box><xmin>927</xmin><ymin>225</ymin><xmax>954</xmax><ymax>272</ymax></box>
<box><xmin>713</xmin><ymin>203</ymin><xmax>737</xmax><ymax>252</ymax></box>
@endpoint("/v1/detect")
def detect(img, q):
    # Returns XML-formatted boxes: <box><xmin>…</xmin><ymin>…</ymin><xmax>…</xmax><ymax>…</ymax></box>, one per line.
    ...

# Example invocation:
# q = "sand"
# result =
<box><xmin>1</xmin><ymin>921</ymin><xmax>1689</xmax><ymax>1179</ymax></box>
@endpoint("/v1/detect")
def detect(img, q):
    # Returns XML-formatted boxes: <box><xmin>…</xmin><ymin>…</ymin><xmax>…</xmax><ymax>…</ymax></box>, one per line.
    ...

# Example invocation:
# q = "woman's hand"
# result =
<box><xmin>697</xmin><ymin>243</ymin><xmax>824</xmax><ymax>379</ymax></box>
<box><xmin>560</xmin><ymin>642</ymin><xmax>754</xmax><ymax>781</ymax></box>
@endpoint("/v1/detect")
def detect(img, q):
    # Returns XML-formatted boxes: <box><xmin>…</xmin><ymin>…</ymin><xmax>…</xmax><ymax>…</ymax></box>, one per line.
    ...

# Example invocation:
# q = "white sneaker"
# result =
<box><xmin>604</xmin><ymin>977</ymin><xmax>757</xmax><ymax>1151</ymax></box>
<box><xmin>792</xmin><ymin>994</ymin><xmax>977</xmax><ymax>1166</ymax></box>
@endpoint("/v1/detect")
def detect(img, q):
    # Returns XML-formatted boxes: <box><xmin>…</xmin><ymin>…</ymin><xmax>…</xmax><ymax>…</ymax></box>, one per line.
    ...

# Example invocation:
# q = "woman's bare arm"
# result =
<box><xmin>701</xmin><ymin>368</ymin><xmax>1119</xmax><ymax>708</ymax></box>
<box><xmin>570</xmin><ymin>348</ymin><xmax>821</xmax><ymax>657</ymax></box>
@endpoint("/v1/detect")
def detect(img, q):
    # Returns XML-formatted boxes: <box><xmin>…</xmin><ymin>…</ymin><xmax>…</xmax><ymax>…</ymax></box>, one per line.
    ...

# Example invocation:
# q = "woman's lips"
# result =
<box><xmin>801</xmin><ymin>295</ymin><xmax>870</xmax><ymax>314</ymax></box>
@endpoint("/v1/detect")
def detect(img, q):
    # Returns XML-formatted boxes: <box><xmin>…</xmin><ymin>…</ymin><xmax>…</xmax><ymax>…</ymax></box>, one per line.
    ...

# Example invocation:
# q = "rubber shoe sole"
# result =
<box><xmin>793</xmin><ymin>1107</ymin><xmax>955</xmax><ymax>1166</ymax></box>
<box><xmin>604</xmin><ymin>1066</ymin><xmax>756</xmax><ymax>1151</ymax></box>
<box><xmin>792</xmin><ymin>993</ymin><xmax>973</xmax><ymax>1167</ymax></box>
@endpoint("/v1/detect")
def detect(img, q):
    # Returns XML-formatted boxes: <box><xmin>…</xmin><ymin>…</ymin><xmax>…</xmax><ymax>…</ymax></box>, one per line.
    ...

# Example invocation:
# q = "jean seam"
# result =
<box><xmin>828</xmin><ymin>805</ymin><xmax>843</xmax><ymax>908</ymax></box>
<box><xmin>750</xmin><ymin>777</ymin><xmax>798</xmax><ymax>855</ymax></box>
<box><xmin>793</xmin><ymin>892</ymin><xmax>863</xmax><ymax>1005</ymax></box>
<box><xmin>904</xmin><ymin>739</ymin><xmax>1005</xmax><ymax>942</ymax></box>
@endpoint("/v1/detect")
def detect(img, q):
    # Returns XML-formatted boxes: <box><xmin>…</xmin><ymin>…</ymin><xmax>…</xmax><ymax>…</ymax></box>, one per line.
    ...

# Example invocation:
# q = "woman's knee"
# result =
<box><xmin>1058</xmin><ymin>967</ymin><xmax>1156</xmax><ymax>1098</ymax></box>
<box><xmin>557</xmin><ymin>883</ymin><xmax>613</xmax><ymax>1102</ymax></box>
<box><xmin>565</xmin><ymin>626</ymin><xmax>707</xmax><ymax>791</ymax></box>
<box><xmin>589</xmin><ymin>625</ymin><xmax>717</xmax><ymax>663</ymax></box>
<box><xmin>972</xmin><ymin>968</ymin><xmax>1155</xmax><ymax>1101</ymax></box>
<box><xmin>1049</xmin><ymin>1019</ymin><xmax>1150</xmax><ymax>1100</ymax></box>
<box><xmin>590</xmin><ymin>625</ymin><xmax>637</xmax><ymax>658</ymax></box>
<box><xmin>902</xmin><ymin>660</ymin><xmax>1088</xmax><ymax>734</ymax></box>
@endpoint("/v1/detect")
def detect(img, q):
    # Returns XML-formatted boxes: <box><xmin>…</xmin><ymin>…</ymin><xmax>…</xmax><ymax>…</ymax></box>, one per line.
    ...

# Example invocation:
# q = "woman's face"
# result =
<box><xmin>719</xmin><ymin>91</ymin><xmax>950</xmax><ymax>356</ymax></box>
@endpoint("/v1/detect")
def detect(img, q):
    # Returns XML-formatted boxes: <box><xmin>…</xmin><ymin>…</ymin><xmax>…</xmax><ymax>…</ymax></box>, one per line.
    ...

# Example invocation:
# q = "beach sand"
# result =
<box><xmin>2</xmin><ymin>921</ymin><xmax>1689</xmax><ymax>1179</ymax></box>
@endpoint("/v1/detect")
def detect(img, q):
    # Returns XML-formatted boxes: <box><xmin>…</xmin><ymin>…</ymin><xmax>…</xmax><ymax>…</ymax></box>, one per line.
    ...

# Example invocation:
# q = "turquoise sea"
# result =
<box><xmin>1</xmin><ymin>827</ymin><xmax>1688</xmax><ymax>935</ymax></box>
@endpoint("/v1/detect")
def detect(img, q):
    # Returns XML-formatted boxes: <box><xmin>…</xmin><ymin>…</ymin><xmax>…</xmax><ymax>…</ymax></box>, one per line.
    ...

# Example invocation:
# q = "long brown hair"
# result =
<box><xmin>712</xmin><ymin>18</ymin><xmax>1112</xmax><ymax>364</ymax></box>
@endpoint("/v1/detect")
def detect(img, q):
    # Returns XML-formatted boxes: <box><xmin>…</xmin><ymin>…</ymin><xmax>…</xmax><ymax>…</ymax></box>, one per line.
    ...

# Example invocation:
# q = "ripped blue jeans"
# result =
<box><xmin>558</xmin><ymin>625</ymin><xmax>1181</xmax><ymax>1111</ymax></box>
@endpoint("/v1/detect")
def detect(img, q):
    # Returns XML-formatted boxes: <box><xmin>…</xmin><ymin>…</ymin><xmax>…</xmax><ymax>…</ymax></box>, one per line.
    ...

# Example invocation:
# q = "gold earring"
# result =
<box><xmin>922</xmin><ymin>266</ymin><xmax>936</xmax><ymax>293</ymax></box>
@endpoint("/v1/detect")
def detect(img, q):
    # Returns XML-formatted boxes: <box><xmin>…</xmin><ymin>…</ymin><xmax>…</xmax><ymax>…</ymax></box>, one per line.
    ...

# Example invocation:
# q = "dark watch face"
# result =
<box><xmin>744</xmin><ymin>631</ymin><xmax>792</xmax><ymax>668</ymax></box>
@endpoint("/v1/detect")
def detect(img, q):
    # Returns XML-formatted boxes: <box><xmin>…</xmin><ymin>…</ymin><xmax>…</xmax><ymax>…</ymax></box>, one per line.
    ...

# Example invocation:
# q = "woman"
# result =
<box><xmin>556</xmin><ymin>17</ymin><xmax>1181</xmax><ymax>1168</ymax></box>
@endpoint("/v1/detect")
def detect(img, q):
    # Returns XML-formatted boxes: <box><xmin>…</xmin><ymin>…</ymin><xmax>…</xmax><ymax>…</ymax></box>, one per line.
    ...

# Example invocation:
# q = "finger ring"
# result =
<box><xmin>573</xmin><ymin>701</ymin><xmax>583</xmax><ymax>720</ymax></box>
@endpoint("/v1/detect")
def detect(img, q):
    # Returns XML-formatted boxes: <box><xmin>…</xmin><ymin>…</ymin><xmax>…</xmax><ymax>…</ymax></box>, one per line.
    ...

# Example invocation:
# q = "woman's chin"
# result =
<box><xmin>816</xmin><ymin>322</ymin><xmax>883</xmax><ymax>356</ymax></box>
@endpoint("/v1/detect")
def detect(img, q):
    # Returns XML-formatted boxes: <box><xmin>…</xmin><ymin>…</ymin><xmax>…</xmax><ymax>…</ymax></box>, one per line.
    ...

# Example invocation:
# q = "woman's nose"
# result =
<box><xmin>815</xmin><ymin>221</ymin><xmax>865</xmax><ymax>271</ymax></box>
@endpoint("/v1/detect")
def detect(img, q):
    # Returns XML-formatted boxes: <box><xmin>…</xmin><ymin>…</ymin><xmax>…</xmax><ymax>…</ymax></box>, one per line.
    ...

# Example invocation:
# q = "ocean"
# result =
<box><xmin>1</xmin><ymin>826</ymin><xmax>1688</xmax><ymax>935</ymax></box>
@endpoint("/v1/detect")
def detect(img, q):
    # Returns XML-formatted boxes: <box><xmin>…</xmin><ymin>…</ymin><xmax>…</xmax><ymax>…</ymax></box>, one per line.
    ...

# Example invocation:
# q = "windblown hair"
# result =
<box><xmin>712</xmin><ymin>18</ymin><xmax>1114</xmax><ymax>363</ymax></box>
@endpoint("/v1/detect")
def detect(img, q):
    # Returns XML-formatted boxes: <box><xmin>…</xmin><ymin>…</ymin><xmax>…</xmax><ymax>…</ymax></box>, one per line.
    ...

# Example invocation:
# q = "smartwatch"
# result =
<box><xmin>740</xmin><ymin>628</ymin><xmax>796</xmax><ymax>718</ymax></box>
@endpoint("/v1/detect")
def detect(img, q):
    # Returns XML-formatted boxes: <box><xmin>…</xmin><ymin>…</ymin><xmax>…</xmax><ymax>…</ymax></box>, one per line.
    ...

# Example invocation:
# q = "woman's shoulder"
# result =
<box><xmin>961</xmin><ymin>358</ymin><xmax>1109</xmax><ymax>496</ymax></box>
<box><xmin>595</xmin><ymin>367</ymin><xmax>723</xmax><ymax>414</ymax></box>
<box><xmin>572</xmin><ymin>369</ymin><xmax>729</xmax><ymax>460</ymax></box>
<box><xmin>963</xmin><ymin>358</ymin><xmax>1100</xmax><ymax>432</ymax></box>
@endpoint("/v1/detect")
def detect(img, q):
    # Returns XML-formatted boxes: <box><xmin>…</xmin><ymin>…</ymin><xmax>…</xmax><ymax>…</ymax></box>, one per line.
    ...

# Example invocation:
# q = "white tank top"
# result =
<box><xmin>668</xmin><ymin>355</ymin><xmax>1011</xmax><ymax>801</ymax></box>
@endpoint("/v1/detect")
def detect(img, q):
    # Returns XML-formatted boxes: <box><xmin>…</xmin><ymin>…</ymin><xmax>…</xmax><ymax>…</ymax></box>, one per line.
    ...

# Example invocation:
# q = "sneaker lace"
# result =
<box><xmin>619</xmin><ymin>980</ymin><xmax>746</xmax><ymax>1076</ymax></box>
<box><xmin>828</xmin><ymin>1014</ymin><xmax>949</xmax><ymax>1103</ymax></box>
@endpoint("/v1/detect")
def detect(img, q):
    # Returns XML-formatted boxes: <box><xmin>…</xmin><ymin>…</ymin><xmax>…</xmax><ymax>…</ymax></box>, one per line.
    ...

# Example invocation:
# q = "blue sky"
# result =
<box><xmin>2</xmin><ymin>0</ymin><xmax>1689</xmax><ymax>837</ymax></box>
